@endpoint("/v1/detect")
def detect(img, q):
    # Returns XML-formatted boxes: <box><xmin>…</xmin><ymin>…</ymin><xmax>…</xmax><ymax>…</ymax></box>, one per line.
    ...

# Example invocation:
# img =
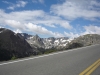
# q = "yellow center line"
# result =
<box><xmin>79</xmin><ymin>59</ymin><xmax>100</xmax><ymax>75</ymax></box>
<box><xmin>86</xmin><ymin>62</ymin><xmax>100</xmax><ymax>75</ymax></box>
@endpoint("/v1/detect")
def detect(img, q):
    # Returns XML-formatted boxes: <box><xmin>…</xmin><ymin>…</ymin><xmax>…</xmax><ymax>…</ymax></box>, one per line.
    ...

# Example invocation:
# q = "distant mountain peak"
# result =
<box><xmin>34</xmin><ymin>34</ymin><xmax>40</xmax><ymax>38</ymax></box>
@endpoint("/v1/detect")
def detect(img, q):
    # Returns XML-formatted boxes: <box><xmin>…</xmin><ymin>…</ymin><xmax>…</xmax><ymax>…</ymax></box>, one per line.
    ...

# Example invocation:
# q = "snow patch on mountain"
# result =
<box><xmin>20</xmin><ymin>33</ymin><xmax>70</xmax><ymax>49</ymax></box>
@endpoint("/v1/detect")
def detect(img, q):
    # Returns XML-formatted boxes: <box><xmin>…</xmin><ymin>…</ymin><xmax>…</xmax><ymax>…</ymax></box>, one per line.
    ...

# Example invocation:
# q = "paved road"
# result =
<box><xmin>0</xmin><ymin>44</ymin><xmax>100</xmax><ymax>75</ymax></box>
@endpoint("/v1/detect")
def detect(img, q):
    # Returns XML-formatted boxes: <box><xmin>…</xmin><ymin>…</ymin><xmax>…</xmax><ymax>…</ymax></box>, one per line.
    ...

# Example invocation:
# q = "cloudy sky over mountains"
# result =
<box><xmin>0</xmin><ymin>0</ymin><xmax>100</xmax><ymax>38</ymax></box>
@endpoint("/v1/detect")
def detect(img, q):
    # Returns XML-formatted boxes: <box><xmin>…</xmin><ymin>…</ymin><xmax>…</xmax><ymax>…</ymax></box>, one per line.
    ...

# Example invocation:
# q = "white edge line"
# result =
<box><xmin>0</xmin><ymin>44</ymin><xmax>98</xmax><ymax>66</ymax></box>
<box><xmin>0</xmin><ymin>49</ymin><xmax>78</xmax><ymax>66</ymax></box>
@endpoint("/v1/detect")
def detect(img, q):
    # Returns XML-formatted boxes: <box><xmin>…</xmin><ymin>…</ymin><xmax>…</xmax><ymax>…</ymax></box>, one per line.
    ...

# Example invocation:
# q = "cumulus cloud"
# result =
<box><xmin>6</xmin><ymin>1</ymin><xmax>27</xmax><ymax>10</ymax></box>
<box><xmin>2</xmin><ymin>1</ymin><xmax>11</xmax><ymax>4</ymax></box>
<box><xmin>64</xmin><ymin>25</ymin><xmax>100</xmax><ymax>38</ymax></box>
<box><xmin>14</xmin><ymin>29</ymin><xmax>22</xmax><ymax>33</ymax></box>
<box><xmin>61</xmin><ymin>22</ymin><xmax>72</xmax><ymax>29</ymax></box>
<box><xmin>5</xmin><ymin>20</ymin><xmax>25</xmax><ymax>30</ymax></box>
<box><xmin>64</xmin><ymin>32</ymin><xmax>79</xmax><ymax>39</ymax></box>
<box><xmin>0</xmin><ymin>9</ymin><xmax>72</xmax><ymax>37</ymax></box>
<box><xmin>25</xmin><ymin>23</ymin><xmax>51</xmax><ymax>35</ymax></box>
<box><xmin>50</xmin><ymin>0</ymin><xmax>100</xmax><ymax>20</ymax></box>
<box><xmin>16</xmin><ymin>1</ymin><xmax>27</xmax><ymax>7</ymax></box>
<box><xmin>83</xmin><ymin>25</ymin><xmax>100</xmax><ymax>35</ymax></box>
<box><xmin>1</xmin><ymin>16</ymin><xmax>64</xmax><ymax>37</ymax></box>
<box><xmin>39</xmin><ymin>0</ymin><xmax>44</xmax><ymax>4</ymax></box>
<box><xmin>1</xmin><ymin>0</ymin><xmax>100</xmax><ymax>38</ymax></box>
<box><xmin>25</xmin><ymin>23</ymin><xmax>64</xmax><ymax>37</ymax></box>
<box><xmin>0</xmin><ymin>9</ymin><xmax>72</xmax><ymax>29</ymax></box>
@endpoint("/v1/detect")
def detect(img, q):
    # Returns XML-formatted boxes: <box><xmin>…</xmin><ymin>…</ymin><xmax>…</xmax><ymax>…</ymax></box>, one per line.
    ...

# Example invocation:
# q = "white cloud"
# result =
<box><xmin>61</xmin><ymin>22</ymin><xmax>72</xmax><ymax>29</ymax></box>
<box><xmin>50</xmin><ymin>0</ymin><xmax>100</xmax><ymax>20</ymax></box>
<box><xmin>1</xmin><ymin>15</ymin><xmax>64</xmax><ymax>37</ymax></box>
<box><xmin>0</xmin><ymin>26</ymin><xmax>3</xmax><ymax>28</ymax></box>
<box><xmin>16</xmin><ymin>1</ymin><xmax>27</xmax><ymax>7</ymax></box>
<box><xmin>1</xmin><ymin>11</ymin><xmax>100</xmax><ymax>38</ymax></box>
<box><xmin>14</xmin><ymin>29</ymin><xmax>22</xmax><ymax>33</ymax></box>
<box><xmin>53</xmin><ymin>32</ymin><xmax>64</xmax><ymax>37</ymax></box>
<box><xmin>25</xmin><ymin>23</ymin><xmax>64</xmax><ymax>37</ymax></box>
<box><xmin>90</xmin><ymin>1</ymin><xmax>100</xmax><ymax>8</ymax></box>
<box><xmin>5</xmin><ymin>20</ymin><xmax>25</xmax><ymax>30</ymax></box>
<box><xmin>7</xmin><ymin>6</ymin><xmax>15</xmax><ymax>10</ymax></box>
<box><xmin>64</xmin><ymin>32</ymin><xmax>79</xmax><ymax>39</ymax></box>
<box><xmin>25</xmin><ymin>23</ymin><xmax>50</xmax><ymax>34</ymax></box>
<box><xmin>83</xmin><ymin>25</ymin><xmax>100</xmax><ymax>35</ymax></box>
<box><xmin>7</xmin><ymin>1</ymin><xmax>27</xmax><ymax>10</ymax></box>
<box><xmin>64</xmin><ymin>25</ymin><xmax>100</xmax><ymax>38</ymax></box>
<box><xmin>0</xmin><ymin>9</ymin><xmax>72</xmax><ymax>29</ymax></box>
<box><xmin>39</xmin><ymin>0</ymin><xmax>44</xmax><ymax>4</ymax></box>
<box><xmin>1</xmin><ymin>0</ymin><xmax>100</xmax><ymax>38</ymax></box>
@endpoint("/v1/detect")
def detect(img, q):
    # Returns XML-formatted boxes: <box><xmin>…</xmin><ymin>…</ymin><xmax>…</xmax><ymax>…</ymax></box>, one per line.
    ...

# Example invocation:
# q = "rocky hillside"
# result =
<box><xmin>42</xmin><ymin>37</ymin><xmax>69</xmax><ymax>49</ymax></box>
<box><xmin>20</xmin><ymin>33</ymin><xmax>69</xmax><ymax>49</ymax></box>
<box><xmin>66</xmin><ymin>34</ymin><xmax>100</xmax><ymax>49</ymax></box>
<box><xmin>72</xmin><ymin>34</ymin><xmax>100</xmax><ymax>46</ymax></box>
<box><xmin>20</xmin><ymin>33</ymin><xmax>100</xmax><ymax>50</ymax></box>
<box><xmin>0</xmin><ymin>28</ymin><xmax>35</xmax><ymax>61</ymax></box>
<box><xmin>1</xmin><ymin>28</ymin><xmax>100</xmax><ymax>61</ymax></box>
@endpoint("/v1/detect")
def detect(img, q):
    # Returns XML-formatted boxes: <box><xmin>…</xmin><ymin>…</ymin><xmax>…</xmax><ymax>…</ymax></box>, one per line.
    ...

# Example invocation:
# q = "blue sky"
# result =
<box><xmin>0</xmin><ymin>0</ymin><xmax>100</xmax><ymax>38</ymax></box>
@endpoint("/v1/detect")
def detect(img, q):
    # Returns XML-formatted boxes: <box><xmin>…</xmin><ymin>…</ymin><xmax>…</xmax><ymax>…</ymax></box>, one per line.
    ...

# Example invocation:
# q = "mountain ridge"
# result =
<box><xmin>0</xmin><ymin>28</ymin><xmax>100</xmax><ymax>61</ymax></box>
<box><xmin>0</xmin><ymin>28</ymin><xmax>36</xmax><ymax>61</ymax></box>
<box><xmin>20</xmin><ymin>33</ymin><xmax>69</xmax><ymax>49</ymax></box>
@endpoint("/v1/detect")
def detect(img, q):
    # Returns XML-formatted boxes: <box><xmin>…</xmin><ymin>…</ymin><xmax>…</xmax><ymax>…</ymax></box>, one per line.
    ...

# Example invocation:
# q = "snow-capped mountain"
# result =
<box><xmin>26</xmin><ymin>34</ymin><xmax>45</xmax><ymax>48</ymax></box>
<box><xmin>20</xmin><ymin>33</ymin><xmax>70</xmax><ymax>49</ymax></box>
<box><xmin>1</xmin><ymin>28</ymin><xmax>100</xmax><ymax>61</ymax></box>
<box><xmin>43</xmin><ymin>37</ymin><xmax>69</xmax><ymax>49</ymax></box>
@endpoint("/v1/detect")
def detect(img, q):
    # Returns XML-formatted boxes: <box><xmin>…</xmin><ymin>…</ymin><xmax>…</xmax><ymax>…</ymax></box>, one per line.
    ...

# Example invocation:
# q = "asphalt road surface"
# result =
<box><xmin>0</xmin><ymin>44</ymin><xmax>100</xmax><ymax>75</ymax></box>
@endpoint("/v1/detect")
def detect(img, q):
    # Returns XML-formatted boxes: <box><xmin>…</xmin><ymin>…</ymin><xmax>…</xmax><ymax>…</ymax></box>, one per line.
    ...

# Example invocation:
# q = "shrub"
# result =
<box><xmin>11</xmin><ymin>56</ymin><xmax>17</xmax><ymax>60</ymax></box>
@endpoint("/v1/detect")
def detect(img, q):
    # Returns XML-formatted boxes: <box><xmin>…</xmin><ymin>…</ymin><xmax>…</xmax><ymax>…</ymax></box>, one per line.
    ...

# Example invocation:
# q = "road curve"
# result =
<box><xmin>0</xmin><ymin>44</ymin><xmax>100</xmax><ymax>75</ymax></box>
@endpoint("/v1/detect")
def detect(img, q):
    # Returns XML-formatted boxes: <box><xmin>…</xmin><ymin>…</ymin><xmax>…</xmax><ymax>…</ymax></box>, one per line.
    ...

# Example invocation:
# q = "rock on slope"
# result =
<box><xmin>42</xmin><ymin>37</ymin><xmax>69</xmax><ymax>49</ymax></box>
<box><xmin>20</xmin><ymin>33</ymin><xmax>69</xmax><ymax>49</ymax></box>
<box><xmin>0</xmin><ymin>28</ymin><xmax>35</xmax><ymax>61</ymax></box>
<box><xmin>73</xmin><ymin>34</ymin><xmax>100</xmax><ymax>46</ymax></box>
<box><xmin>25</xmin><ymin>34</ymin><xmax>45</xmax><ymax>48</ymax></box>
<box><xmin>66</xmin><ymin>34</ymin><xmax>100</xmax><ymax>49</ymax></box>
<box><xmin>1</xmin><ymin>28</ymin><xmax>100</xmax><ymax>61</ymax></box>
